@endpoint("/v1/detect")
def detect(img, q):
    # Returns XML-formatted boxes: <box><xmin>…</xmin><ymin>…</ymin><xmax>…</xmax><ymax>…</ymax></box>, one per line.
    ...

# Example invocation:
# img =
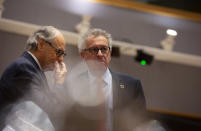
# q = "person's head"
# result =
<box><xmin>26</xmin><ymin>26</ymin><xmax>66</xmax><ymax>71</ymax></box>
<box><xmin>78</xmin><ymin>28</ymin><xmax>112</xmax><ymax>76</ymax></box>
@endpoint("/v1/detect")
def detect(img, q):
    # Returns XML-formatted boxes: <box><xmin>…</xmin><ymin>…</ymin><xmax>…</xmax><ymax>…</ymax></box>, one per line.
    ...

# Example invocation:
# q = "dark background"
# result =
<box><xmin>129</xmin><ymin>0</ymin><xmax>201</xmax><ymax>13</ymax></box>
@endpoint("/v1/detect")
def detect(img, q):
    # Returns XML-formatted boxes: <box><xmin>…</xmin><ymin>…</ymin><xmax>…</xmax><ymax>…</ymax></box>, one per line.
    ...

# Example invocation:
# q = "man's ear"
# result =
<box><xmin>37</xmin><ymin>38</ymin><xmax>45</xmax><ymax>50</ymax></box>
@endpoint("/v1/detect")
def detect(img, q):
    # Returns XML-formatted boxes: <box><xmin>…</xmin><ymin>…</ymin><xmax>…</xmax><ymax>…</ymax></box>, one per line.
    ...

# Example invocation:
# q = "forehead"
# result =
<box><xmin>54</xmin><ymin>33</ymin><xmax>66</xmax><ymax>49</ymax></box>
<box><xmin>85</xmin><ymin>35</ymin><xmax>108</xmax><ymax>48</ymax></box>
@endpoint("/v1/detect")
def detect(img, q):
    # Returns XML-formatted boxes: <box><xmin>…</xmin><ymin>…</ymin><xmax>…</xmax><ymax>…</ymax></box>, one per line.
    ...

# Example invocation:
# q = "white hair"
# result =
<box><xmin>77</xmin><ymin>28</ymin><xmax>112</xmax><ymax>52</ymax></box>
<box><xmin>26</xmin><ymin>26</ymin><xmax>60</xmax><ymax>50</ymax></box>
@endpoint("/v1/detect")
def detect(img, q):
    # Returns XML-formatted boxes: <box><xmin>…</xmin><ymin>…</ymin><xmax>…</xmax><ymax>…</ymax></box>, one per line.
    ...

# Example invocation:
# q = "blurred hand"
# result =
<box><xmin>54</xmin><ymin>61</ymin><xmax>67</xmax><ymax>84</ymax></box>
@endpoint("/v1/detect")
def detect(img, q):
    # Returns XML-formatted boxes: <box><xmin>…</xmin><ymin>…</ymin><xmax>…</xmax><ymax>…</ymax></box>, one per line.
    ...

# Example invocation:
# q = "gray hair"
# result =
<box><xmin>78</xmin><ymin>28</ymin><xmax>112</xmax><ymax>52</ymax></box>
<box><xmin>26</xmin><ymin>26</ymin><xmax>60</xmax><ymax>50</ymax></box>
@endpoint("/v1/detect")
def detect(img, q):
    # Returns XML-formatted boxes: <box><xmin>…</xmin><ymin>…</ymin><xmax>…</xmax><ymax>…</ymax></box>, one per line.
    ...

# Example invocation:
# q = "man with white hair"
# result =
<box><xmin>63</xmin><ymin>28</ymin><xmax>148</xmax><ymax>131</ymax></box>
<box><xmin>0</xmin><ymin>26</ymin><xmax>67</xmax><ymax>130</ymax></box>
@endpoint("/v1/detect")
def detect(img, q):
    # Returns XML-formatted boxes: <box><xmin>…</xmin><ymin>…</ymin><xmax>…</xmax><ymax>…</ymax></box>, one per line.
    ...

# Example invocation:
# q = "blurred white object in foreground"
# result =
<box><xmin>3</xmin><ymin>101</ymin><xmax>55</xmax><ymax>131</ymax></box>
<box><xmin>135</xmin><ymin>120</ymin><xmax>166</xmax><ymax>131</ymax></box>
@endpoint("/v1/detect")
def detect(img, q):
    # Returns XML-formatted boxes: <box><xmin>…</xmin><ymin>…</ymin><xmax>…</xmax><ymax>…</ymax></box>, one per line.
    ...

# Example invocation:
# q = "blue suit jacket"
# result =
<box><xmin>62</xmin><ymin>70</ymin><xmax>147</xmax><ymax>131</ymax></box>
<box><xmin>111</xmin><ymin>71</ymin><xmax>147</xmax><ymax>130</ymax></box>
<box><xmin>0</xmin><ymin>51</ymin><xmax>48</xmax><ymax>105</ymax></box>
<box><xmin>0</xmin><ymin>51</ymin><xmax>50</xmax><ymax>128</ymax></box>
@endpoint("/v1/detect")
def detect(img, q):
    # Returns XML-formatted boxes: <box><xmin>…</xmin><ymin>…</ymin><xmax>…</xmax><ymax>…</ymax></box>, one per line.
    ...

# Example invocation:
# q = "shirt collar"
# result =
<box><xmin>27</xmin><ymin>51</ymin><xmax>42</xmax><ymax>70</ymax></box>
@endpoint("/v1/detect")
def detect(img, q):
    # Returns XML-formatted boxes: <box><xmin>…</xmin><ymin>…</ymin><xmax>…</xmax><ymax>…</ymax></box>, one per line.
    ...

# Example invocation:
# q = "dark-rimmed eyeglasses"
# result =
<box><xmin>83</xmin><ymin>46</ymin><xmax>110</xmax><ymax>55</ymax></box>
<box><xmin>44</xmin><ymin>40</ymin><xmax>66</xmax><ymax>57</ymax></box>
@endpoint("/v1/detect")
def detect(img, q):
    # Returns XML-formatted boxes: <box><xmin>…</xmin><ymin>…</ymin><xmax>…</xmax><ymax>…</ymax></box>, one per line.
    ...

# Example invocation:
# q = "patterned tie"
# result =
<box><xmin>96</xmin><ymin>78</ymin><xmax>106</xmax><ymax>131</ymax></box>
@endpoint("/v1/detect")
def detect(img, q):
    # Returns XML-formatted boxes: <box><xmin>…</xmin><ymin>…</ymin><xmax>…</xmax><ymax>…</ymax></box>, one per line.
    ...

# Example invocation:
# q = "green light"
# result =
<box><xmin>140</xmin><ymin>60</ymin><xmax>147</xmax><ymax>66</ymax></box>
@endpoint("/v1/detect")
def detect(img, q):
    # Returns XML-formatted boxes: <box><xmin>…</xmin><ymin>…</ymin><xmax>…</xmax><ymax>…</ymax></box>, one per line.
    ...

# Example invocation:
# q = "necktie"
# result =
<box><xmin>96</xmin><ymin>78</ymin><xmax>106</xmax><ymax>131</ymax></box>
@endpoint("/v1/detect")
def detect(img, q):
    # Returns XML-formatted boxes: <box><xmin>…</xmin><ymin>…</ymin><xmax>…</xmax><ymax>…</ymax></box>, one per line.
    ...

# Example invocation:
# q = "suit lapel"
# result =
<box><xmin>111</xmin><ymin>72</ymin><xmax>120</xmax><ymax>110</ymax></box>
<box><xmin>111</xmin><ymin>71</ymin><xmax>122</xmax><ymax>131</ymax></box>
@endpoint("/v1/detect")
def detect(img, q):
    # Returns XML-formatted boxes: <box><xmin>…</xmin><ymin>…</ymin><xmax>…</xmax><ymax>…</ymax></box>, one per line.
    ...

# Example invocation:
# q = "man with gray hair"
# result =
<box><xmin>64</xmin><ymin>28</ymin><xmax>148</xmax><ymax>131</ymax></box>
<box><xmin>0</xmin><ymin>26</ymin><xmax>67</xmax><ymax>130</ymax></box>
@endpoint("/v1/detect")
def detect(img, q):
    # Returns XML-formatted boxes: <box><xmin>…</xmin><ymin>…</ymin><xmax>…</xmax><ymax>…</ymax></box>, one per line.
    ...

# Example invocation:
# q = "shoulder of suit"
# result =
<box><xmin>111</xmin><ymin>71</ymin><xmax>140</xmax><ymax>82</ymax></box>
<box><xmin>15</xmin><ymin>56</ymin><xmax>37</xmax><ymax>70</ymax></box>
<box><xmin>2</xmin><ymin>55</ymin><xmax>39</xmax><ymax>77</ymax></box>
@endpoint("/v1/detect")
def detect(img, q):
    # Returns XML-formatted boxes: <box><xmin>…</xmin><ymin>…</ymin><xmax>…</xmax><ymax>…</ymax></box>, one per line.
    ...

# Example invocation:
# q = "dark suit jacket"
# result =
<box><xmin>0</xmin><ymin>51</ymin><xmax>52</xmax><ymax>129</ymax></box>
<box><xmin>111</xmin><ymin>71</ymin><xmax>147</xmax><ymax>130</ymax></box>
<box><xmin>62</xmin><ymin>70</ymin><xmax>147</xmax><ymax>131</ymax></box>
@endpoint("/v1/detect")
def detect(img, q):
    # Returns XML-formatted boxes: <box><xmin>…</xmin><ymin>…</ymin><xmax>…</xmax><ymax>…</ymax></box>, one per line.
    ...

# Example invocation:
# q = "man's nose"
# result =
<box><xmin>97</xmin><ymin>49</ymin><xmax>103</xmax><ymax>56</ymax></box>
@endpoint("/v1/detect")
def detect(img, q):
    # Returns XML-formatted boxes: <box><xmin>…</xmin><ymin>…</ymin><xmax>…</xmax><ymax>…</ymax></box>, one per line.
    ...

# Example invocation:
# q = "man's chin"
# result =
<box><xmin>86</xmin><ymin>60</ymin><xmax>107</xmax><ymax>76</ymax></box>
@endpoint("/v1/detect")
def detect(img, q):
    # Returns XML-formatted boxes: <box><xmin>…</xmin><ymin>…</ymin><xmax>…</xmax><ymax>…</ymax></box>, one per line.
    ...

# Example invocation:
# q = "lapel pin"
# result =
<box><xmin>120</xmin><ymin>84</ymin><xmax>125</xmax><ymax>89</ymax></box>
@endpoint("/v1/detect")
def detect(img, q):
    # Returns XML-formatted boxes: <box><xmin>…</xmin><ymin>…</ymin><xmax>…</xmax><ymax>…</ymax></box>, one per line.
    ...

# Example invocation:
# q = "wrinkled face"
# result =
<box><xmin>81</xmin><ymin>35</ymin><xmax>111</xmax><ymax>76</ymax></box>
<box><xmin>40</xmin><ymin>33</ymin><xmax>66</xmax><ymax>71</ymax></box>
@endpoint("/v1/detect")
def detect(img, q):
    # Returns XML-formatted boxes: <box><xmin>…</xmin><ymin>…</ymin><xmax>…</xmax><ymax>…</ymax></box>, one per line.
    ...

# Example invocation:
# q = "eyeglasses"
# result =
<box><xmin>44</xmin><ymin>40</ymin><xmax>66</xmax><ymax>57</ymax></box>
<box><xmin>83</xmin><ymin>46</ymin><xmax>110</xmax><ymax>55</ymax></box>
